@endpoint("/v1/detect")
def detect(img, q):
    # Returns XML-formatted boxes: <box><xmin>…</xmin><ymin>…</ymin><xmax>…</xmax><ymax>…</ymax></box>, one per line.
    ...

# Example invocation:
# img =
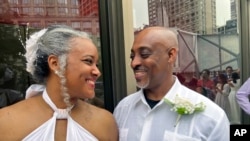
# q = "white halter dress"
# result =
<box><xmin>23</xmin><ymin>89</ymin><xmax>98</xmax><ymax>141</ymax></box>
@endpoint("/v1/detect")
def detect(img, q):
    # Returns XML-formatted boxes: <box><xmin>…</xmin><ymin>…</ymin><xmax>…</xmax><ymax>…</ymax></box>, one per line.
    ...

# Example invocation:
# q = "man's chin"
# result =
<box><xmin>136</xmin><ymin>82</ymin><xmax>149</xmax><ymax>89</ymax></box>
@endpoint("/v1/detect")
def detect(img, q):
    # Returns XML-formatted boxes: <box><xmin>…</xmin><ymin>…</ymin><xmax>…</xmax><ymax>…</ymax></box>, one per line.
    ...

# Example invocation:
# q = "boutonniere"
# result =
<box><xmin>164</xmin><ymin>95</ymin><xmax>206</xmax><ymax>127</ymax></box>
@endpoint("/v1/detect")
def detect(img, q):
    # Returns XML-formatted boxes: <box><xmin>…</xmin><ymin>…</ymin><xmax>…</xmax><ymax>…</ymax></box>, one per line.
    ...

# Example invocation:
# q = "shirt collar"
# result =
<box><xmin>135</xmin><ymin>75</ymin><xmax>182</xmax><ymax>106</ymax></box>
<box><xmin>163</xmin><ymin>75</ymin><xmax>182</xmax><ymax>101</ymax></box>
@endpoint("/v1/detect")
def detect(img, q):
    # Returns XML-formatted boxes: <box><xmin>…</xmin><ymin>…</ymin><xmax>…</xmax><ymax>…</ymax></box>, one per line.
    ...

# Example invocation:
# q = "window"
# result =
<box><xmin>34</xmin><ymin>0</ymin><xmax>43</xmax><ymax>5</ymax></box>
<box><xmin>0</xmin><ymin>0</ymin><xmax>104</xmax><ymax>109</ymax></box>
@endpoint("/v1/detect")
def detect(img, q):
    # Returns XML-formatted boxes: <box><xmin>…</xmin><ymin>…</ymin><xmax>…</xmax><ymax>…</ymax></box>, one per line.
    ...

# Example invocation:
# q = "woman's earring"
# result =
<box><xmin>55</xmin><ymin>70</ymin><xmax>59</xmax><ymax>75</ymax></box>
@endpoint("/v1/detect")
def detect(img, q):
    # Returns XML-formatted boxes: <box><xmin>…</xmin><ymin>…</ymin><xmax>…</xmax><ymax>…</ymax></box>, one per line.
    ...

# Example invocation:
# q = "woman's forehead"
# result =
<box><xmin>69</xmin><ymin>38</ymin><xmax>97</xmax><ymax>55</ymax></box>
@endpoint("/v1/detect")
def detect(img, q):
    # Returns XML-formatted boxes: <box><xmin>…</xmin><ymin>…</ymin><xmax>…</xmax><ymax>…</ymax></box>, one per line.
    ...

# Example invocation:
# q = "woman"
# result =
<box><xmin>0</xmin><ymin>25</ymin><xmax>118</xmax><ymax>141</ymax></box>
<box><xmin>228</xmin><ymin>72</ymin><xmax>241</xmax><ymax>124</ymax></box>
<box><xmin>214</xmin><ymin>73</ymin><xmax>231</xmax><ymax>120</ymax></box>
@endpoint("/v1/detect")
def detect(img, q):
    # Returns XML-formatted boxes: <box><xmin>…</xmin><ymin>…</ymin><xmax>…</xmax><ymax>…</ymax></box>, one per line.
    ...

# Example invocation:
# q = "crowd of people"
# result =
<box><xmin>176</xmin><ymin>66</ymin><xmax>242</xmax><ymax>124</ymax></box>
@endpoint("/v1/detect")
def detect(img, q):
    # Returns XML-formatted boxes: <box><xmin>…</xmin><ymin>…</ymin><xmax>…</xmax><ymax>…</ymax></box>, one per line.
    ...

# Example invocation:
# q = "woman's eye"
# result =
<box><xmin>83</xmin><ymin>59</ymin><xmax>93</xmax><ymax>64</ymax></box>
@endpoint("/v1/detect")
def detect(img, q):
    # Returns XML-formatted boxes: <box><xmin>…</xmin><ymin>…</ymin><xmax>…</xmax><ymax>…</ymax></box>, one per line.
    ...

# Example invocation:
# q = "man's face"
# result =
<box><xmin>202</xmin><ymin>71</ymin><xmax>209</xmax><ymax>79</ymax></box>
<box><xmin>226</xmin><ymin>67</ymin><xmax>233</xmax><ymax>75</ymax></box>
<box><xmin>130</xmin><ymin>31</ymin><xmax>172</xmax><ymax>89</ymax></box>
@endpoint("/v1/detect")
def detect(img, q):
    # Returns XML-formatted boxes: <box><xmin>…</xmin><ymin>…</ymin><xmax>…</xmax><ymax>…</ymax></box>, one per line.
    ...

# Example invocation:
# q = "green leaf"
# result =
<box><xmin>176</xmin><ymin>107</ymin><xmax>187</xmax><ymax>114</ymax></box>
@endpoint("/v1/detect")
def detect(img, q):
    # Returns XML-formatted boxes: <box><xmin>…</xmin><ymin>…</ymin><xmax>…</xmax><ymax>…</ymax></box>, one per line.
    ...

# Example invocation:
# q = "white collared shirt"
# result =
<box><xmin>114</xmin><ymin>77</ymin><xmax>229</xmax><ymax>141</ymax></box>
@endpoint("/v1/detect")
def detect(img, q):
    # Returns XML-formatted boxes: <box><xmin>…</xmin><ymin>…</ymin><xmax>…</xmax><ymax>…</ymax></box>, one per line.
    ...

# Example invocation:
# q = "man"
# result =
<box><xmin>113</xmin><ymin>27</ymin><xmax>229</xmax><ymax>141</ymax></box>
<box><xmin>196</xmin><ymin>69</ymin><xmax>215</xmax><ymax>101</ymax></box>
<box><xmin>225</xmin><ymin>66</ymin><xmax>233</xmax><ymax>80</ymax></box>
<box><xmin>236</xmin><ymin>77</ymin><xmax>250</xmax><ymax>115</ymax></box>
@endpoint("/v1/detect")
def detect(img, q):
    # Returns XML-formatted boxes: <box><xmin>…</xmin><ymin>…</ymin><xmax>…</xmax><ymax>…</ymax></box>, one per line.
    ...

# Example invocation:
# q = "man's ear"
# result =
<box><xmin>48</xmin><ymin>55</ymin><xmax>60</xmax><ymax>72</ymax></box>
<box><xmin>168</xmin><ymin>47</ymin><xmax>178</xmax><ymax>62</ymax></box>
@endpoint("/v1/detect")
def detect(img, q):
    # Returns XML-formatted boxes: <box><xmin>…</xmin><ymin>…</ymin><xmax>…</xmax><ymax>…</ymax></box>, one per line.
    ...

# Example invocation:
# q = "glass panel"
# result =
<box><xmin>0</xmin><ymin>0</ymin><xmax>104</xmax><ymax>108</ymax></box>
<box><xmin>133</xmin><ymin>0</ymin><xmax>241</xmax><ymax>123</ymax></box>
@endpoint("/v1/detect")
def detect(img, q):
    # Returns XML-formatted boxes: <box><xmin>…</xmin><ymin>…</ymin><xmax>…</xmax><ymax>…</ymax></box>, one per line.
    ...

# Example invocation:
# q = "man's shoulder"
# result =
<box><xmin>194</xmin><ymin>93</ymin><xmax>227</xmax><ymax>120</ymax></box>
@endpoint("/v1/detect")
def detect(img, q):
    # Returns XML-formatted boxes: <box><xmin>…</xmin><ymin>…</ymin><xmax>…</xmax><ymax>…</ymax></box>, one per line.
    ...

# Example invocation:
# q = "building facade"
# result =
<box><xmin>0</xmin><ymin>0</ymin><xmax>99</xmax><ymax>36</ymax></box>
<box><xmin>231</xmin><ymin>0</ymin><xmax>238</xmax><ymax>20</ymax></box>
<box><xmin>217</xmin><ymin>19</ymin><xmax>237</xmax><ymax>34</ymax></box>
<box><xmin>148</xmin><ymin>0</ymin><xmax>217</xmax><ymax>34</ymax></box>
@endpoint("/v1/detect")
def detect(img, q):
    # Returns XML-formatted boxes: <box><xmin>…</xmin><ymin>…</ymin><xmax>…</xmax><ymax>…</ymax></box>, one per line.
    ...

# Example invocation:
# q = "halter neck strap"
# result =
<box><xmin>42</xmin><ymin>90</ymin><xmax>74</xmax><ymax>119</ymax></box>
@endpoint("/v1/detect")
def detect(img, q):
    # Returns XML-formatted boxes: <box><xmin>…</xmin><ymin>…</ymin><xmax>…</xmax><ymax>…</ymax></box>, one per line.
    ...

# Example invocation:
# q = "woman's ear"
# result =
<box><xmin>48</xmin><ymin>55</ymin><xmax>59</xmax><ymax>72</ymax></box>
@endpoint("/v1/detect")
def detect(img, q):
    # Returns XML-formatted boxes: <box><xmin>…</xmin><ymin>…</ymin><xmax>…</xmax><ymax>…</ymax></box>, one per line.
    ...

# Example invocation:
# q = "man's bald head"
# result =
<box><xmin>135</xmin><ymin>26</ymin><xmax>178</xmax><ymax>50</ymax></box>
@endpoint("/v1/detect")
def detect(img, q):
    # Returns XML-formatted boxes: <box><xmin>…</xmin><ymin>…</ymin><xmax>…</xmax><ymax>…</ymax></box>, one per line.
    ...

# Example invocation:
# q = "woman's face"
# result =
<box><xmin>65</xmin><ymin>37</ymin><xmax>101</xmax><ymax>99</ymax></box>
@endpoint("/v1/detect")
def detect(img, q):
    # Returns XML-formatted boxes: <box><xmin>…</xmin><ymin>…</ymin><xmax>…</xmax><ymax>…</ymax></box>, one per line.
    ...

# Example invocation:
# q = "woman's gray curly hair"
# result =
<box><xmin>25</xmin><ymin>25</ymin><xmax>90</xmax><ymax>107</ymax></box>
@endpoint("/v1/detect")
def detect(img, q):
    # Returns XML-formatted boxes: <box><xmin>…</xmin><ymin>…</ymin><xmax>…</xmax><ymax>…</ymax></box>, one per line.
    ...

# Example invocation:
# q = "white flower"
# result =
<box><xmin>25</xmin><ymin>28</ymin><xmax>47</xmax><ymax>74</ymax></box>
<box><xmin>164</xmin><ymin>94</ymin><xmax>206</xmax><ymax>127</ymax></box>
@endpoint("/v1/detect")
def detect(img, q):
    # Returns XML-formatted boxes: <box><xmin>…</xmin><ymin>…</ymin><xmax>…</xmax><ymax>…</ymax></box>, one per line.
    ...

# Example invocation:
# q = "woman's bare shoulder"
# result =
<box><xmin>87</xmin><ymin>102</ymin><xmax>115</xmax><ymax>122</ymax></box>
<box><xmin>90</xmin><ymin>104</ymin><xmax>118</xmax><ymax>141</ymax></box>
<box><xmin>76</xmin><ymin>101</ymin><xmax>115</xmax><ymax>123</ymax></box>
<box><xmin>0</xmin><ymin>99</ymin><xmax>30</xmax><ymax>123</ymax></box>
<box><xmin>76</xmin><ymin>101</ymin><xmax>118</xmax><ymax>141</ymax></box>
<box><xmin>0</xmin><ymin>99</ymin><xmax>32</xmax><ymax>139</ymax></box>
<box><xmin>0</xmin><ymin>96</ymin><xmax>50</xmax><ymax>139</ymax></box>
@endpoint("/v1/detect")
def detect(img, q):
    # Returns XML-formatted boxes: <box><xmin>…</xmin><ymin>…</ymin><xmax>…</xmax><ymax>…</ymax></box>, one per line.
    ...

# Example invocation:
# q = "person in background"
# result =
<box><xmin>0</xmin><ymin>65</ymin><xmax>24</xmax><ymax>108</ymax></box>
<box><xmin>236</xmin><ymin>77</ymin><xmax>250</xmax><ymax>115</ymax></box>
<box><xmin>196</xmin><ymin>69</ymin><xmax>215</xmax><ymax>101</ymax></box>
<box><xmin>214</xmin><ymin>73</ymin><xmax>231</xmax><ymax>120</ymax></box>
<box><xmin>183</xmin><ymin>72</ymin><xmax>198</xmax><ymax>91</ymax></box>
<box><xmin>0</xmin><ymin>25</ymin><xmax>118</xmax><ymax>141</ymax></box>
<box><xmin>212</xmin><ymin>70</ymin><xmax>220</xmax><ymax>86</ymax></box>
<box><xmin>228</xmin><ymin>72</ymin><xmax>241</xmax><ymax>124</ymax></box>
<box><xmin>176</xmin><ymin>73</ymin><xmax>185</xmax><ymax>84</ymax></box>
<box><xmin>225</xmin><ymin>66</ymin><xmax>233</xmax><ymax>80</ymax></box>
<box><xmin>113</xmin><ymin>26</ymin><xmax>229</xmax><ymax>141</ymax></box>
